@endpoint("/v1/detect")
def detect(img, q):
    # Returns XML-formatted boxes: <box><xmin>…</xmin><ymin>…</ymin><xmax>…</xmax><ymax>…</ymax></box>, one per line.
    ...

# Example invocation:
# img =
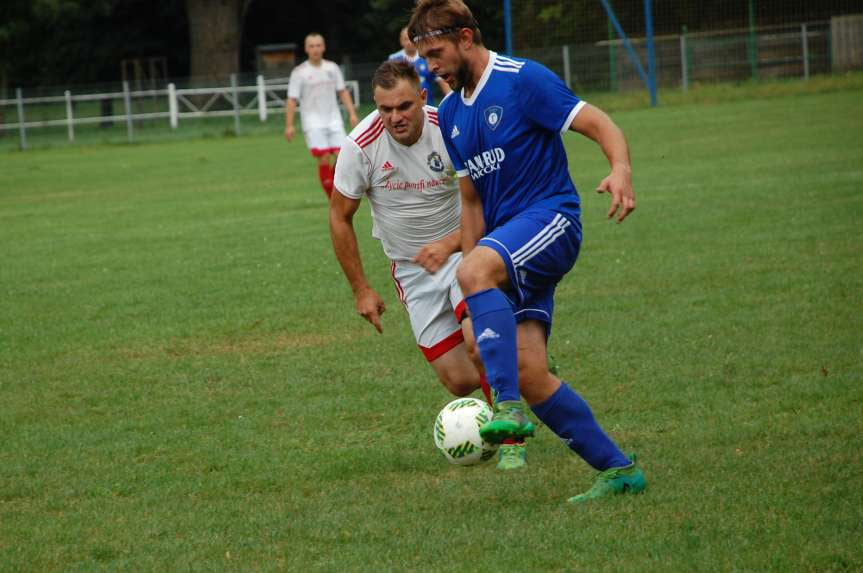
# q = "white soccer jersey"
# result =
<box><xmin>334</xmin><ymin>107</ymin><xmax>460</xmax><ymax>262</ymax></box>
<box><xmin>288</xmin><ymin>60</ymin><xmax>346</xmax><ymax>130</ymax></box>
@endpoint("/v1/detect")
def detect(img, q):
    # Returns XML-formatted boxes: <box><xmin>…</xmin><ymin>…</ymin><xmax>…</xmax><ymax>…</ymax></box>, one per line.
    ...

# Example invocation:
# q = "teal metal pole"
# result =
<box><xmin>644</xmin><ymin>0</ymin><xmax>657</xmax><ymax>106</ymax></box>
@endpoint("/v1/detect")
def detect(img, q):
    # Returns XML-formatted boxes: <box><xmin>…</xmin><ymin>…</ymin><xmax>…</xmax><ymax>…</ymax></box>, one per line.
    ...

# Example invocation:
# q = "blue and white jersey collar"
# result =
<box><xmin>460</xmin><ymin>51</ymin><xmax>525</xmax><ymax>106</ymax></box>
<box><xmin>461</xmin><ymin>50</ymin><xmax>497</xmax><ymax>107</ymax></box>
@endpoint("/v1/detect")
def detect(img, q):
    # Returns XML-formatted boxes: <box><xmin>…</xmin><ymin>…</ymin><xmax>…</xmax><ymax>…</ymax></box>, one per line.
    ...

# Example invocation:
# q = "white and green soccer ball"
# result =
<box><xmin>433</xmin><ymin>397</ymin><xmax>499</xmax><ymax>466</ymax></box>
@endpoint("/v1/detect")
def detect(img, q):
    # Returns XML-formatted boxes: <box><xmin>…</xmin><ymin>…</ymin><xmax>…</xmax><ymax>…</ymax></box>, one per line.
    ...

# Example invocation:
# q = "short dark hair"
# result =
<box><xmin>408</xmin><ymin>0</ymin><xmax>483</xmax><ymax>47</ymax></box>
<box><xmin>372</xmin><ymin>60</ymin><xmax>422</xmax><ymax>93</ymax></box>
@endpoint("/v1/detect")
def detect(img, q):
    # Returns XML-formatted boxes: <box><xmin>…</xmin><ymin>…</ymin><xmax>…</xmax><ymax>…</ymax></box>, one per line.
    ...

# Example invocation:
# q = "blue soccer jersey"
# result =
<box><xmin>389</xmin><ymin>50</ymin><xmax>438</xmax><ymax>105</ymax></box>
<box><xmin>437</xmin><ymin>52</ymin><xmax>585</xmax><ymax>231</ymax></box>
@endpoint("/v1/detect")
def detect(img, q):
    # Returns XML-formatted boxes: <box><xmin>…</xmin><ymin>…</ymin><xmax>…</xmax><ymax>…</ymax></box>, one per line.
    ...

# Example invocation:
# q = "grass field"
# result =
<box><xmin>1</xmin><ymin>81</ymin><xmax>862</xmax><ymax>570</ymax></box>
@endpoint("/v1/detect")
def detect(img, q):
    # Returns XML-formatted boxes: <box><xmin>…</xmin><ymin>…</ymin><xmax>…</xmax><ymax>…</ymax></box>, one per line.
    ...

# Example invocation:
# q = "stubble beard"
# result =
<box><xmin>453</xmin><ymin>60</ymin><xmax>471</xmax><ymax>92</ymax></box>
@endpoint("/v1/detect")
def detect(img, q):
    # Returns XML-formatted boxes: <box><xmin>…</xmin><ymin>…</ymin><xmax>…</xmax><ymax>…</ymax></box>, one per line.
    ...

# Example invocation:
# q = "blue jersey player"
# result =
<box><xmin>389</xmin><ymin>26</ymin><xmax>451</xmax><ymax>105</ymax></box>
<box><xmin>409</xmin><ymin>0</ymin><xmax>645</xmax><ymax>503</ymax></box>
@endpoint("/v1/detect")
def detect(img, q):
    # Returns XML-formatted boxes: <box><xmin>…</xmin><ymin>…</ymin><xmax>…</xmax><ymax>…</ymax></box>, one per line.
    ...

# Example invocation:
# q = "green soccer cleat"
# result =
<box><xmin>567</xmin><ymin>453</ymin><xmax>646</xmax><ymax>504</ymax></box>
<box><xmin>496</xmin><ymin>442</ymin><xmax>527</xmax><ymax>470</ymax></box>
<box><xmin>479</xmin><ymin>401</ymin><xmax>536</xmax><ymax>444</ymax></box>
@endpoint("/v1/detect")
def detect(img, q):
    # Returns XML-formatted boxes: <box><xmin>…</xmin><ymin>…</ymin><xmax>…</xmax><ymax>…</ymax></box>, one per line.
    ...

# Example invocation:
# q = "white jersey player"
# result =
<box><xmin>329</xmin><ymin>60</ymin><xmax>528</xmax><ymax>470</ymax></box>
<box><xmin>285</xmin><ymin>33</ymin><xmax>359</xmax><ymax>199</ymax></box>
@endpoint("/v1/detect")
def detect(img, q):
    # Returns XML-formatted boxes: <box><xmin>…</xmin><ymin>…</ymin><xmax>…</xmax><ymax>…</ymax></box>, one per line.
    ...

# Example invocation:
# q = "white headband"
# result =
<box><xmin>411</xmin><ymin>27</ymin><xmax>458</xmax><ymax>43</ymax></box>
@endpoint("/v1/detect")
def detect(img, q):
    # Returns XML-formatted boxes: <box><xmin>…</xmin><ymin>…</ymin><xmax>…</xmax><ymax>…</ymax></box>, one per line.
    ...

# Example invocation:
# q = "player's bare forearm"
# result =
<box><xmin>430</xmin><ymin>228</ymin><xmax>461</xmax><ymax>256</ymax></box>
<box><xmin>458</xmin><ymin>177</ymin><xmax>485</xmax><ymax>255</ymax></box>
<box><xmin>338</xmin><ymin>89</ymin><xmax>359</xmax><ymax>127</ymax></box>
<box><xmin>285</xmin><ymin>99</ymin><xmax>297</xmax><ymax>140</ymax></box>
<box><xmin>329</xmin><ymin>191</ymin><xmax>387</xmax><ymax>332</ymax></box>
<box><xmin>413</xmin><ymin>228</ymin><xmax>460</xmax><ymax>273</ymax></box>
<box><xmin>570</xmin><ymin>104</ymin><xmax>630</xmax><ymax>171</ymax></box>
<box><xmin>328</xmin><ymin>192</ymin><xmax>371</xmax><ymax>295</ymax></box>
<box><xmin>570</xmin><ymin>104</ymin><xmax>635</xmax><ymax>222</ymax></box>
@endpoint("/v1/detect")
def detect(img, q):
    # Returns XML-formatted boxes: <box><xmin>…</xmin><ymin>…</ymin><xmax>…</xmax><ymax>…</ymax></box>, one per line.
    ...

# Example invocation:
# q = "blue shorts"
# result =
<box><xmin>478</xmin><ymin>208</ymin><xmax>582</xmax><ymax>330</ymax></box>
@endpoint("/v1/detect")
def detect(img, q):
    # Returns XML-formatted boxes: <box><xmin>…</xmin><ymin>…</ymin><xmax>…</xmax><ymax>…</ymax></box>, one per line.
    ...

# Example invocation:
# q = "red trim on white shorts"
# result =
<box><xmin>310</xmin><ymin>147</ymin><xmax>340</xmax><ymax>157</ymax></box>
<box><xmin>390</xmin><ymin>261</ymin><xmax>406</xmax><ymax>305</ymax></box>
<box><xmin>419</xmin><ymin>328</ymin><xmax>465</xmax><ymax>362</ymax></box>
<box><xmin>454</xmin><ymin>300</ymin><xmax>468</xmax><ymax>323</ymax></box>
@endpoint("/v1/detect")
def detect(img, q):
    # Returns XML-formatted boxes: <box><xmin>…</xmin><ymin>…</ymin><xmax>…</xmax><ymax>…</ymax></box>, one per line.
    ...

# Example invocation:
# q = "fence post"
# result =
<box><xmin>168</xmin><ymin>83</ymin><xmax>178</xmax><ymax>128</ymax></box>
<box><xmin>231</xmin><ymin>74</ymin><xmax>241</xmax><ymax>136</ymax></box>
<box><xmin>65</xmin><ymin>90</ymin><xmax>75</xmax><ymax>142</ymax></box>
<box><xmin>562</xmin><ymin>45</ymin><xmax>572</xmax><ymax>90</ymax></box>
<box><xmin>747</xmin><ymin>0</ymin><xmax>758</xmax><ymax>80</ymax></box>
<box><xmin>802</xmin><ymin>23</ymin><xmax>810</xmax><ymax>80</ymax></box>
<box><xmin>15</xmin><ymin>88</ymin><xmax>27</xmax><ymax>150</ymax></box>
<box><xmin>123</xmin><ymin>81</ymin><xmax>134</xmax><ymax>143</ymax></box>
<box><xmin>257</xmin><ymin>75</ymin><xmax>267</xmax><ymax>122</ymax></box>
<box><xmin>680</xmin><ymin>26</ymin><xmax>689</xmax><ymax>93</ymax></box>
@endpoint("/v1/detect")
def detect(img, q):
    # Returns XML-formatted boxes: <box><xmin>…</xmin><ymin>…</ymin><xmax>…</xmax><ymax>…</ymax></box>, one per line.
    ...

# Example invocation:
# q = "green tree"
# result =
<box><xmin>0</xmin><ymin>0</ymin><xmax>187</xmax><ymax>89</ymax></box>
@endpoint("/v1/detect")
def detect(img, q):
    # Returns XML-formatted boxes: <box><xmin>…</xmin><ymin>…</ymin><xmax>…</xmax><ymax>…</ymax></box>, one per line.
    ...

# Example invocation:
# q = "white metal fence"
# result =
<box><xmin>0</xmin><ymin>75</ymin><xmax>360</xmax><ymax>150</ymax></box>
<box><xmin>2</xmin><ymin>17</ymin><xmax>857</xmax><ymax>151</ymax></box>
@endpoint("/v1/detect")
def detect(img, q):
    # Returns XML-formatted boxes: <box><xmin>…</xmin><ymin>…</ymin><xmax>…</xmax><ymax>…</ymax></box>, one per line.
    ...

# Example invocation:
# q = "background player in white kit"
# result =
<box><xmin>329</xmin><ymin>60</ymin><xmax>527</xmax><ymax>470</ymax></box>
<box><xmin>285</xmin><ymin>33</ymin><xmax>359</xmax><ymax>199</ymax></box>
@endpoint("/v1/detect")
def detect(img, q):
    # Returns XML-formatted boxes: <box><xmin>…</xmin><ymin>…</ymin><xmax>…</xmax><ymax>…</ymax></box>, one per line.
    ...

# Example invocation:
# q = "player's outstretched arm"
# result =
<box><xmin>285</xmin><ymin>98</ymin><xmax>297</xmax><ymax>141</ymax></box>
<box><xmin>459</xmin><ymin>177</ymin><xmax>485</xmax><ymax>255</ymax></box>
<box><xmin>338</xmin><ymin>89</ymin><xmax>360</xmax><ymax>128</ymax></box>
<box><xmin>570</xmin><ymin>104</ymin><xmax>635</xmax><ymax>223</ymax></box>
<box><xmin>413</xmin><ymin>229</ymin><xmax>460</xmax><ymax>274</ymax></box>
<box><xmin>329</xmin><ymin>190</ymin><xmax>386</xmax><ymax>333</ymax></box>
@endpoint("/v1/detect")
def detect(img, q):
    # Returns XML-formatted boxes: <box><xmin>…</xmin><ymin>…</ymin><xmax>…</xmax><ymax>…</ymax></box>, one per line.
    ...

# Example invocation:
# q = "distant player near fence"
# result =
<box><xmin>285</xmin><ymin>33</ymin><xmax>359</xmax><ymax>199</ymax></box>
<box><xmin>389</xmin><ymin>26</ymin><xmax>451</xmax><ymax>106</ymax></box>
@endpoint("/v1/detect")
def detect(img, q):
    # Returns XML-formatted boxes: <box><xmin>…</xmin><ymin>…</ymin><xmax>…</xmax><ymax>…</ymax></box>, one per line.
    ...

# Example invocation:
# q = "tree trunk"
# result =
<box><xmin>185</xmin><ymin>0</ymin><xmax>250</xmax><ymax>84</ymax></box>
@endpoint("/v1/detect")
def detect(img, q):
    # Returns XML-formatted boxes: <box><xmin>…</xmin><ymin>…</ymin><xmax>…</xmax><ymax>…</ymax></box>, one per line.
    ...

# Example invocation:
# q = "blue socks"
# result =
<box><xmin>531</xmin><ymin>382</ymin><xmax>630</xmax><ymax>471</ymax></box>
<box><xmin>464</xmin><ymin>288</ymin><xmax>520</xmax><ymax>403</ymax></box>
<box><xmin>466</xmin><ymin>288</ymin><xmax>629</xmax><ymax>471</ymax></box>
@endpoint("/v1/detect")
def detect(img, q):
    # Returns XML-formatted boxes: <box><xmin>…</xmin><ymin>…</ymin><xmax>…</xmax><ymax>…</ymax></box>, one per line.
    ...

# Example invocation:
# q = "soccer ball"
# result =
<box><xmin>433</xmin><ymin>397</ymin><xmax>499</xmax><ymax>466</ymax></box>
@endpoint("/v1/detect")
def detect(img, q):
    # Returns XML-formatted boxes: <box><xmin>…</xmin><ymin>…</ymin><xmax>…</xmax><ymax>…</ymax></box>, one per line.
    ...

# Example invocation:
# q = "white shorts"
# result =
<box><xmin>391</xmin><ymin>253</ymin><xmax>466</xmax><ymax>362</ymax></box>
<box><xmin>304</xmin><ymin>125</ymin><xmax>347</xmax><ymax>157</ymax></box>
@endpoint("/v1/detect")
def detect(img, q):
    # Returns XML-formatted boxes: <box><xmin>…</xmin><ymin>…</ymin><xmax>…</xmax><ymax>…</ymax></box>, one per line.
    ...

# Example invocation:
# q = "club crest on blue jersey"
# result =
<box><xmin>484</xmin><ymin>106</ymin><xmax>503</xmax><ymax>131</ymax></box>
<box><xmin>427</xmin><ymin>151</ymin><xmax>445</xmax><ymax>172</ymax></box>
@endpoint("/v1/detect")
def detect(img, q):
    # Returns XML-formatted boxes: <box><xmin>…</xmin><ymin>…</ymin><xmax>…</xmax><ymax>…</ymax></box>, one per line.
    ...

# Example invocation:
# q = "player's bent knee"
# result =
<box><xmin>456</xmin><ymin>262</ymin><xmax>476</xmax><ymax>293</ymax></box>
<box><xmin>442</xmin><ymin>380</ymin><xmax>479</xmax><ymax>397</ymax></box>
<box><xmin>447</xmin><ymin>383</ymin><xmax>476</xmax><ymax>397</ymax></box>
<box><xmin>456</xmin><ymin>260</ymin><xmax>491</xmax><ymax>295</ymax></box>
<box><xmin>439</xmin><ymin>372</ymin><xmax>481</xmax><ymax>397</ymax></box>
<box><xmin>457</xmin><ymin>248</ymin><xmax>508</xmax><ymax>294</ymax></box>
